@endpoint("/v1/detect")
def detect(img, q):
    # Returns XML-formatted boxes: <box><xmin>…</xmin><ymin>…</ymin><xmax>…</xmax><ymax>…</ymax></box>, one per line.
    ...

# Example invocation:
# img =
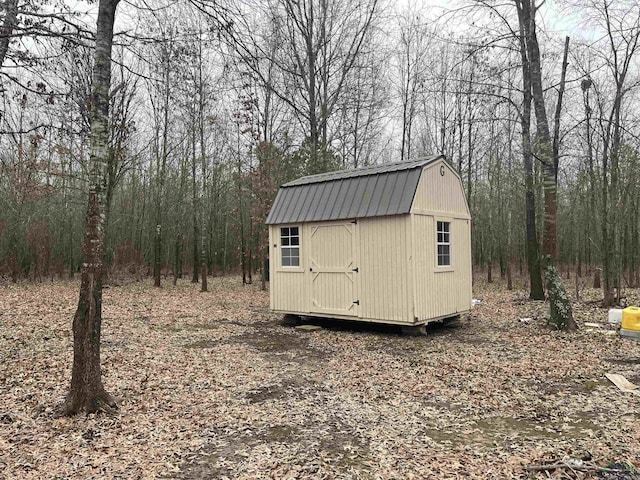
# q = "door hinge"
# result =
<box><xmin>351</xmin><ymin>219</ymin><xmax>358</xmax><ymax>224</ymax></box>
<box><xmin>352</xmin><ymin>267</ymin><xmax>359</xmax><ymax>273</ymax></box>
<box><xmin>309</xmin><ymin>267</ymin><xmax>313</xmax><ymax>272</ymax></box>
<box><xmin>353</xmin><ymin>300</ymin><xmax>360</xmax><ymax>305</ymax></box>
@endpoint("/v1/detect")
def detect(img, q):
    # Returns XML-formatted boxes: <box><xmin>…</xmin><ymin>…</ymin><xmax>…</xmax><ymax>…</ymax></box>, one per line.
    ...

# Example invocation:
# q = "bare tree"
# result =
<box><xmin>515</xmin><ymin>0</ymin><xmax>574</xmax><ymax>330</ymax></box>
<box><xmin>65</xmin><ymin>0</ymin><xmax>120</xmax><ymax>415</ymax></box>
<box><xmin>395</xmin><ymin>8</ymin><xmax>430</xmax><ymax>161</ymax></box>
<box><xmin>229</xmin><ymin>0</ymin><xmax>379</xmax><ymax>171</ymax></box>
<box><xmin>591</xmin><ymin>0</ymin><xmax>640</xmax><ymax>305</ymax></box>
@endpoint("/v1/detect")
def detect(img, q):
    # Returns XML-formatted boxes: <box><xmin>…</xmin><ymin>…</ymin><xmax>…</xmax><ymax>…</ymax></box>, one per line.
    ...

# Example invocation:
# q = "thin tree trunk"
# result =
<box><xmin>65</xmin><ymin>0</ymin><xmax>119</xmax><ymax>416</ymax></box>
<box><xmin>191</xmin><ymin>129</ymin><xmax>199</xmax><ymax>283</ymax></box>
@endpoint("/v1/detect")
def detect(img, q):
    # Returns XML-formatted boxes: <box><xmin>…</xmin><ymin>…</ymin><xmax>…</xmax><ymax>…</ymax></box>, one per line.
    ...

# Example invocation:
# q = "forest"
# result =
<box><xmin>2</xmin><ymin>0</ymin><xmax>640</xmax><ymax>478</ymax></box>
<box><xmin>2</xmin><ymin>0</ymin><xmax>639</xmax><ymax>300</ymax></box>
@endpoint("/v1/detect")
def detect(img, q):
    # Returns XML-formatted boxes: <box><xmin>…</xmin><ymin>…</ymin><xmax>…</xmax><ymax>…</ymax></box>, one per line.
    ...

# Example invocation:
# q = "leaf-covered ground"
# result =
<box><xmin>1</xmin><ymin>275</ymin><xmax>639</xmax><ymax>479</ymax></box>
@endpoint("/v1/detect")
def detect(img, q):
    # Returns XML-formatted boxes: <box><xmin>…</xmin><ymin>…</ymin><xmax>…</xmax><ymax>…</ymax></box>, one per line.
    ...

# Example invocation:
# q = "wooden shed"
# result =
<box><xmin>266</xmin><ymin>155</ymin><xmax>472</xmax><ymax>331</ymax></box>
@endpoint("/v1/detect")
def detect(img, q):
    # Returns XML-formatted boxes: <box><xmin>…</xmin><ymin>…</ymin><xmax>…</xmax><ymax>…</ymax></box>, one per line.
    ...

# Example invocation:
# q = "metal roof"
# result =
<box><xmin>266</xmin><ymin>156</ymin><xmax>442</xmax><ymax>225</ymax></box>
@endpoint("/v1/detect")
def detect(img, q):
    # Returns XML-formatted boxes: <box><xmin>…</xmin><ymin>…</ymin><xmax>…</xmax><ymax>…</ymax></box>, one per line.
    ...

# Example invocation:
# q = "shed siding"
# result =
<box><xmin>411</xmin><ymin>160</ymin><xmax>470</xmax><ymax>218</ymax></box>
<box><xmin>269</xmin><ymin>157</ymin><xmax>472</xmax><ymax>325</ymax></box>
<box><xmin>359</xmin><ymin>215</ymin><xmax>413</xmax><ymax>323</ymax></box>
<box><xmin>412</xmin><ymin>215</ymin><xmax>472</xmax><ymax>320</ymax></box>
<box><xmin>269</xmin><ymin>225</ymin><xmax>307</xmax><ymax>313</ymax></box>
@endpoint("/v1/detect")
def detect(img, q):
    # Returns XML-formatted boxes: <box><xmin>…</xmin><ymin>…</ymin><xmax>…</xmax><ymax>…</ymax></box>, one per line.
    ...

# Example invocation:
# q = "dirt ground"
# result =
<box><xmin>1</xmin><ymin>275</ymin><xmax>639</xmax><ymax>479</ymax></box>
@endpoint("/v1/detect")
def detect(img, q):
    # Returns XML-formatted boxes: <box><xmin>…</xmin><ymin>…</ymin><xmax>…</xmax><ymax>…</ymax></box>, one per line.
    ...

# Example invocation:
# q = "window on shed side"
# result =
<box><xmin>280</xmin><ymin>226</ymin><xmax>300</xmax><ymax>267</ymax></box>
<box><xmin>436</xmin><ymin>221</ymin><xmax>451</xmax><ymax>266</ymax></box>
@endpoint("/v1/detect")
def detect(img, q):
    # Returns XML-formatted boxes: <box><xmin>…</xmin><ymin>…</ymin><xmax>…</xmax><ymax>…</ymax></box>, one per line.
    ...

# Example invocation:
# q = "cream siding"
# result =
<box><xmin>307</xmin><ymin>222</ymin><xmax>359</xmax><ymax>317</ymax></box>
<box><xmin>411</xmin><ymin>160</ymin><xmax>471</xmax><ymax>218</ymax></box>
<box><xmin>269</xmin><ymin>225</ymin><xmax>307</xmax><ymax>313</ymax></box>
<box><xmin>411</xmin><ymin>215</ymin><xmax>472</xmax><ymax>320</ymax></box>
<box><xmin>269</xmin><ymin>158</ymin><xmax>472</xmax><ymax>325</ymax></box>
<box><xmin>358</xmin><ymin>215</ymin><xmax>412</xmax><ymax>323</ymax></box>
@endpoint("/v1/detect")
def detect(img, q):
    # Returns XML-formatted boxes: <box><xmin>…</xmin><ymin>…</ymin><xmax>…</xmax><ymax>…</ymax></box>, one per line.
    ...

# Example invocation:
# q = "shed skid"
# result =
<box><xmin>273</xmin><ymin>310</ymin><xmax>467</xmax><ymax>327</ymax></box>
<box><xmin>267</xmin><ymin>156</ymin><xmax>472</xmax><ymax>327</ymax></box>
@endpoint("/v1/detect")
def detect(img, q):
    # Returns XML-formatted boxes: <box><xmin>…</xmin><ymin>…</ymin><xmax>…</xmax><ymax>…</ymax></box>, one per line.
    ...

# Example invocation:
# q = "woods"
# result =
<box><xmin>3</xmin><ymin>0</ymin><xmax>640</xmax><ymax>475</ymax></box>
<box><xmin>2</xmin><ymin>0</ymin><xmax>640</xmax><ymax>311</ymax></box>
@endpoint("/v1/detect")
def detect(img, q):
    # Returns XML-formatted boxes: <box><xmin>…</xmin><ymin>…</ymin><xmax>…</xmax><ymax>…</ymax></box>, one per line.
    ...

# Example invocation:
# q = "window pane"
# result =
<box><xmin>280</xmin><ymin>226</ymin><xmax>300</xmax><ymax>267</ymax></box>
<box><xmin>442</xmin><ymin>245</ymin><xmax>450</xmax><ymax>255</ymax></box>
<box><xmin>437</xmin><ymin>233</ymin><xmax>443</xmax><ymax>243</ymax></box>
<box><xmin>443</xmin><ymin>233</ymin><xmax>450</xmax><ymax>242</ymax></box>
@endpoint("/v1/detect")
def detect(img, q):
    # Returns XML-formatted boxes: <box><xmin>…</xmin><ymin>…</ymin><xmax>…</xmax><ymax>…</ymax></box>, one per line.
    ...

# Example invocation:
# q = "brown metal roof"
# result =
<box><xmin>266</xmin><ymin>156</ymin><xmax>442</xmax><ymax>225</ymax></box>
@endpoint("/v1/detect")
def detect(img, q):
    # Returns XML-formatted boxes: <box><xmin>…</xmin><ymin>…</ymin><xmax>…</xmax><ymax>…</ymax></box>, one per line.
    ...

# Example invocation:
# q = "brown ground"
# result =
<box><xmin>0</xmin><ymin>275</ymin><xmax>639</xmax><ymax>479</ymax></box>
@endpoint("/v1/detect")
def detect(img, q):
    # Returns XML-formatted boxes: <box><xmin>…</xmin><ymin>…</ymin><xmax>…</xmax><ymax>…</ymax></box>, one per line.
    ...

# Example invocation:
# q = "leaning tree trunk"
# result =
<box><xmin>521</xmin><ymin>1</ymin><xmax>574</xmax><ymax>330</ymax></box>
<box><xmin>65</xmin><ymin>0</ymin><xmax>120</xmax><ymax>416</ymax></box>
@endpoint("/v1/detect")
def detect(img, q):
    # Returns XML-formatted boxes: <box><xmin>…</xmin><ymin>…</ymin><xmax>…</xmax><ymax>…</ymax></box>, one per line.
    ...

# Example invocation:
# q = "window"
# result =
<box><xmin>436</xmin><ymin>221</ymin><xmax>451</xmax><ymax>266</ymax></box>
<box><xmin>280</xmin><ymin>226</ymin><xmax>300</xmax><ymax>267</ymax></box>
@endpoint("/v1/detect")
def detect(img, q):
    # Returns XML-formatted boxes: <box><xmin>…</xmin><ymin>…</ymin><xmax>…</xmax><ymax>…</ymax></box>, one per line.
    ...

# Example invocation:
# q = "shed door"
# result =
<box><xmin>308</xmin><ymin>222</ymin><xmax>359</xmax><ymax>317</ymax></box>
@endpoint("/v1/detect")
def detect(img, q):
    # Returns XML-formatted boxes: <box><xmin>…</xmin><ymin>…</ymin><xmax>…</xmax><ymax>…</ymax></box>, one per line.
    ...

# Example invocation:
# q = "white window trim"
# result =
<box><xmin>279</xmin><ymin>225</ymin><xmax>302</xmax><ymax>271</ymax></box>
<box><xmin>435</xmin><ymin>218</ymin><xmax>453</xmax><ymax>271</ymax></box>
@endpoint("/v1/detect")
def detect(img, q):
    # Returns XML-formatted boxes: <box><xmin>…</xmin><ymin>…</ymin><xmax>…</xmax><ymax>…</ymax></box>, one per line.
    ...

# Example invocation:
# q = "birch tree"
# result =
<box><xmin>65</xmin><ymin>0</ymin><xmax>120</xmax><ymax>415</ymax></box>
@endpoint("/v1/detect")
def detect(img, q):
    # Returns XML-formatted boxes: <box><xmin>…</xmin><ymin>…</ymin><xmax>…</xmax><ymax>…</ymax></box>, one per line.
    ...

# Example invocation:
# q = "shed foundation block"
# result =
<box><xmin>282</xmin><ymin>314</ymin><xmax>302</xmax><ymax>326</ymax></box>
<box><xmin>401</xmin><ymin>325</ymin><xmax>427</xmax><ymax>336</ymax></box>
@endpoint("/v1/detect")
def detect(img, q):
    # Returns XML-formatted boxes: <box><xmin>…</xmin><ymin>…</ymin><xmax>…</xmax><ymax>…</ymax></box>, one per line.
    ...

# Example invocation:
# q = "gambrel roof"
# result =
<box><xmin>266</xmin><ymin>155</ymin><xmax>443</xmax><ymax>225</ymax></box>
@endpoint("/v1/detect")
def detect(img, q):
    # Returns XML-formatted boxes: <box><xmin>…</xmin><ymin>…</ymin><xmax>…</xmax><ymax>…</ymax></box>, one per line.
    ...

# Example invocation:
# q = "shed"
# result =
<box><xmin>266</xmin><ymin>155</ymin><xmax>472</xmax><ymax>330</ymax></box>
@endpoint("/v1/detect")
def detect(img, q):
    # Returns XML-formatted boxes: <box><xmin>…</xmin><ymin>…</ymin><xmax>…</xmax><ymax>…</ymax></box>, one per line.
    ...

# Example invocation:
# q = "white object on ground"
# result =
<box><xmin>608</xmin><ymin>309</ymin><xmax>623</xmax><ymax>325</ymax></box>
<box><xmin>295</xmin><ymin>324</ymin><xmax>322</xmax><ymax>332</ymax></box>
<box><xmin>472</xmin><ymin>299</ymin><xmax>482</xmax><ymax>307</ymax></box>
<box><xmin>584</xmin><ymin>322</ymin><xmax>602</xmax><ymax>328</ymax></box>
<box><xmin>605</xmin><ymin>373</ymin><xmax>640</xmax><ymax>396</ymax></box>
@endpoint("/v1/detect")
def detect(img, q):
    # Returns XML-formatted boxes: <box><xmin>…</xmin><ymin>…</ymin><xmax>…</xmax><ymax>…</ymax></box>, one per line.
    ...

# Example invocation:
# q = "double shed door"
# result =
<box><xmin>307</xmin><ymin>222</ymin><xmax>360</xmax><ymax>318</ymax></box>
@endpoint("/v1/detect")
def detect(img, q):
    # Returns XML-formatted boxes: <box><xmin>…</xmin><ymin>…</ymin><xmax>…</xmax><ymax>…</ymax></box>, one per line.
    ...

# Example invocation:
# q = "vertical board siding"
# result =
<box><xmin>308</xmin><ymin>223</ymin><xmax>358</xmax><ymax>316</ymax></box>
<box><xmin>412</xmin><ymin>215</ymin><xmax>472</xmax><ymax>320</ymax></box>
<box><xmin>359</xmin><ymin>216</ymin><xmax>412</xmax><ymax>323</ymax></box>
<box><xmin>271</xmin><ymin>210</ymin><xmax>471</xmax><ymax>323</ymax></box>
<box><xmin>269</xmin><ymin>225</ymin><xmax>307</xmax><ymax>313</ymax></box>
<box><xmin>412</xmin><ymin>161</ymin><xmax>470</xmax><ymax>217</ymax></box>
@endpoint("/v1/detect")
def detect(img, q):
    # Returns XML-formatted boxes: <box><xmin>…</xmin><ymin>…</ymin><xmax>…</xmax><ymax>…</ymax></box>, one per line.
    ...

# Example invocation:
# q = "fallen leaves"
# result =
<box><xmin>0</xmin><ymin>276</ymin><xmax>639</xmax><ymax>479</ymax></box>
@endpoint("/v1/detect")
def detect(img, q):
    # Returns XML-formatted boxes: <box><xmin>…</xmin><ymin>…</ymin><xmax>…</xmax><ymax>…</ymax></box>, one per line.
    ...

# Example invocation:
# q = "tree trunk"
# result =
<box><xmin>199</xmin><ymin>141</ymin><xmax>207</xmax><ymax>293</ymax></box>
<box><xmin>522</xmin><ymin>4</ymin><xmax>574</xmax><ymax>330</ymax></box>
<box><xmin>524</xmin><ymin>17</ymin><xmax>576</xmax><ymax>331</ymax></box>
<box><xmin>200</xmin><ymin>221</ymin><xmax>207</xmax><ymax>292</ymax></box>
<box><xmin>65</xmin><ymin>0</ymin><xmax>120</xmax><ymax>416</ymax></box>
<box><xmin>191</xmin><ymin>130</ymin><xmax>199</xmax><ymax>283</ymax></box>
<box><xmin>515</xmin><ymin>4</ymin><xmax>544</xmax><ymax>300</ymax></box>
<box><xmin>0</xmin><ymin>0</ymin><xmax>18</xmax><ymax>68</ymax></box>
